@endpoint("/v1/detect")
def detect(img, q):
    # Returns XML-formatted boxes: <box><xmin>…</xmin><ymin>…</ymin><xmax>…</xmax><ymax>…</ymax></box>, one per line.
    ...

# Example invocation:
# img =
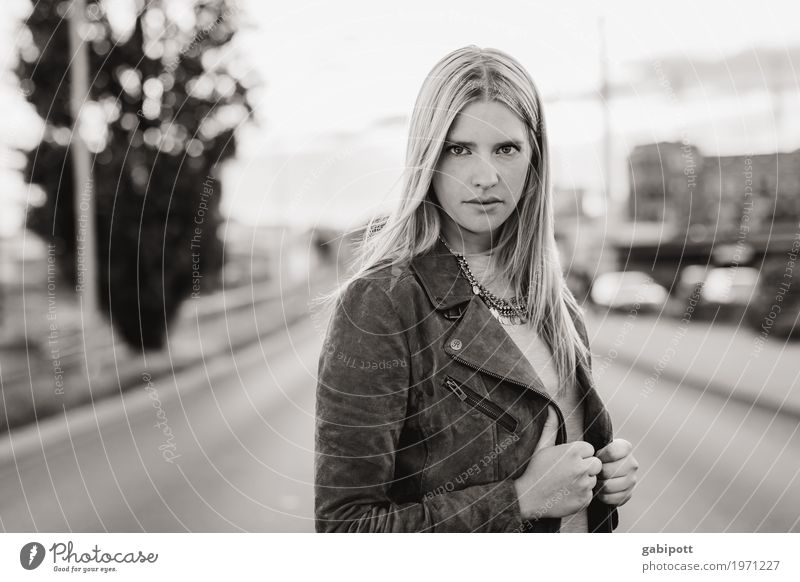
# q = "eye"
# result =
<box><xmin>497</xmin><ymin>145</ymin><xmax>519</xmax><ymax>155</ymax></box>
<box><xmin>446</xmin><ymin>144</ymin><xmax>469</xmax><ymax>156</ymax></box>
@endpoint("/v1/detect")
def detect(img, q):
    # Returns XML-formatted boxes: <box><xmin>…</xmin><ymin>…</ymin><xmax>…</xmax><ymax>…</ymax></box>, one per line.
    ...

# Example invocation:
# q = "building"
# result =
<box><xmin>627</xmin><ymin>141</ymin><xmax>704</xmax><ymax>236</ymax></box>
<box><xmin>700</xmin><ymin>150</ymin><xmax>800</xmax><ymax>238</ymax></box>
<box><xmin>220</xmin><ymin>219</ymin><xmax>325</xmax><ymax>288</ymax></box>
<box><xmin>628</xmin><ymin>142</ymin><xmax>800</xmax><ymax>240</ymax></box>
<box><xmin>621</xmin><ymin>143</ymin><xmax>800</xmax><ymax>290</ymax></box>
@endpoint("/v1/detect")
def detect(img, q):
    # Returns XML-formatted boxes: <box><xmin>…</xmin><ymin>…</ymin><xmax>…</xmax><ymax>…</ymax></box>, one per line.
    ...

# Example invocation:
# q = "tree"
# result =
<box><xmin>17</xmin><ymin>0</ymin><xmax>257</xmax><ymax>350</ymax></box>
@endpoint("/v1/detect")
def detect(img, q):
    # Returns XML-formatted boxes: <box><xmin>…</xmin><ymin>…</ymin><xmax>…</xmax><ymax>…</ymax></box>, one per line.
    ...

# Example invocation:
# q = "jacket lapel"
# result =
<box><xmin>442</xmin><ymin>296</ymin><xmax>549</xmax><ymax>393</ymax></box>
<box><xmin>410</xmin><ymin>238</ymin><xmax>547</xmax><ymax>393</ymax></box>
<box><xmin>410</xmin><ymin>237</ymin><xmax>612</xmax><ymax>445</ymax></box>
<box><xmin>411</xmin><ymin>237</ymin><xmax>616</xmax><ymax>534</ymax></box>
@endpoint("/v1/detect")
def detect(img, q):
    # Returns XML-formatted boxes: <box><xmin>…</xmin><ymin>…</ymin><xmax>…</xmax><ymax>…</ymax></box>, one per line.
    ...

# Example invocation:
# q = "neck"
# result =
<box><xmin>439</xmin><ymin>221</ymin><xmax>496</xmax><ymax>255</ymax></box>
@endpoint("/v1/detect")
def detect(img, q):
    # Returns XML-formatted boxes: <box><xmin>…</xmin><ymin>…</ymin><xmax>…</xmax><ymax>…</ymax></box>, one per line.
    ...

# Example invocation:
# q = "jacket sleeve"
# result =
<box><xmin>314</xmin><ymin>276</ymin><xmax>527</xmax><ymax>532</ymax></box>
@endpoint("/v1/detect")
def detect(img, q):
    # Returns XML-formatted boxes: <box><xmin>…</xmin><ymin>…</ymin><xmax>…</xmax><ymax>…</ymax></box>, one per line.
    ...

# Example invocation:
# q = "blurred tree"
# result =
<box><xmin>16</xmin><ymin>0</ymin><xmax>257</xmax><ymax>350</ymax></box>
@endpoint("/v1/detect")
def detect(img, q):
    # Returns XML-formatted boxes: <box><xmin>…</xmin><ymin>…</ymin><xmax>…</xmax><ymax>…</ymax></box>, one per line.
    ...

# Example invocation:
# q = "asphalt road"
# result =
<box><xmin>1</xmin><ymin>313</ymin><xmax>797</xmax><ymax>532</ymax></box>
<box><xmin>0</xmin><ymin>313</ymin><xmax>323</xmax><ymax>532</ymax></box>
<box><xmin>598</xmin><ymin>355</ymin><xmax>800</xmax><ymax>532</ymax></box>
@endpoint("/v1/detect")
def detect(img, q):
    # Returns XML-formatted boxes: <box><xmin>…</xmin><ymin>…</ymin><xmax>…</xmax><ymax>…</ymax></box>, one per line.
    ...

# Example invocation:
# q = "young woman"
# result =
<box><xmin>313</xmin><ymin>45</ymin><xmax>638</xmax><ymax>533</ymax></box>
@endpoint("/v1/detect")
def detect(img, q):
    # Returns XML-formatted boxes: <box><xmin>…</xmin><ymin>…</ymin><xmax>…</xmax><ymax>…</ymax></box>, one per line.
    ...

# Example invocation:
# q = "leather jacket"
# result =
<box><xmin>314</xmin><ymin>237</ymin><xmax>620</xmax><ymax>533</ymax></box>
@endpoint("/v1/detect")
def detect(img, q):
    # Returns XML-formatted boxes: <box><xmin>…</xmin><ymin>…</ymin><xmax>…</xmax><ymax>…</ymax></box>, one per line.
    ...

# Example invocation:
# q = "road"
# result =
<box><xmin>597</xmin><ymin>353</ymin><xmax>800</xmax><ymax>532</ymax></box>
<box><xmin>1</xmin><ymin>313</ymin><xmax>797</xmax><ymax>532</ymax></box>
<box><xmin>0</xmin><ymin>312</ymin><xmax>324</xmax><ymax>532</ymax></box>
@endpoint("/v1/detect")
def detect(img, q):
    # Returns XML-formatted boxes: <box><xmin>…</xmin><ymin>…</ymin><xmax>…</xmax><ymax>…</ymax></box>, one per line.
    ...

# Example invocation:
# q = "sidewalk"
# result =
<box><xmin>584</xmin><ymin>308</ymin><xmax>800</xmax><ymax>418</ymax></box>
<box><xmin>0</xmin><ymin>267</ymin><xmax>337</xmax><ymax>432</ymax></box>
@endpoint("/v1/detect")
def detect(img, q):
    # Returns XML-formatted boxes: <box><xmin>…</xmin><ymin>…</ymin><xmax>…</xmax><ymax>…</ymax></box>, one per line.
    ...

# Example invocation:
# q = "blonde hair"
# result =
<box><xmin>314</xmin><ymin>45</ymin><xmax>589</xmax><ymax>391</ymax></box>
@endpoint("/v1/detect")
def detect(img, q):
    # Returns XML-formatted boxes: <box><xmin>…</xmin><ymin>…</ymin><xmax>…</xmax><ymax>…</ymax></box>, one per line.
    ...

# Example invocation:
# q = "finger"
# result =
<box><xmin>600</xmin><ymin>454</ymin><xmax>638</xmax><ymax>480</ymax></box>
<box><xmin>572</xmin><ymin>440</ymin><xmax>596</xmax><ymax>459</ymax></box>
<box><xmin>585</xmin><ymin>456</ymin><xmax>602</xmax><ymax>477</ymax></box>
<box><xmin>597</xmin><ymin>490</ymin><xmax>633</xmax><ymax>507</ymax></box>
<box><xmin>596</xmin><ymin>439</ymin><xmax>632</xmax><ymax>463</ymax></box>
<box><xmin>600</xmin><ymin>439</ymin><xmax>633</xmax><ymax>462</ymax></box>
<box><xmin>597</xmin><ymin>474</ymin><xmax>635</xmax><ymax>494</ymax></box>
<box><xmin>533</xmin><ymin>406</ymin><xmax>558</xmax><ymax>453</ymax></box>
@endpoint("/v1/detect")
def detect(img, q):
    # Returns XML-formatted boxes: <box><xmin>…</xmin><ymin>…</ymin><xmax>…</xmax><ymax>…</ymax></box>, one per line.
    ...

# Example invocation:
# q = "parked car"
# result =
<box><xmin>590</xmin><ymin>271</ymin><xmax>669</xmax><ymax>312</ymax></box>
<box><xmin>694</xmin><ymin>266</ymin><xmax>759</xmax><ymax>321</ymax></box>
<box><xmin>677</xmin><ymin>265</ymin><xmax>709</xmax><ymax>301</ymax></box>
<box><xmin>747</xmin><ymin>260</ymin><xmax>800</xmax><ymax>339</ymax></box>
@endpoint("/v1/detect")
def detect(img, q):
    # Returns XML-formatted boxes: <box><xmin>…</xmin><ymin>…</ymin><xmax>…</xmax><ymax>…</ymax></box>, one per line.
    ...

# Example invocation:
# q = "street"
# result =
<box><xmin>1</xmin><ymin>311</ymin><xmax>797</xmax><ymax>532</ymax></box>
<box><xmin>0</xmin><ymin>314</ymin><xmax>322</xmax><ymax>532</ymax></box>
<box><xmin>596</xmin><ymin>350</ymin><xmax>800</xmax><ymax>532</ymax></box>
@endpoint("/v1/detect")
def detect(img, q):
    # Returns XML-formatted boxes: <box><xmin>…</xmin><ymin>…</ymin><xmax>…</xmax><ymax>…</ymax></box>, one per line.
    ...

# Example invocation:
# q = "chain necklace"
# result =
<box><xmin>439</xmin><ymin>235</ymin><xmax>529</xmax><ymax>325</ymax></box>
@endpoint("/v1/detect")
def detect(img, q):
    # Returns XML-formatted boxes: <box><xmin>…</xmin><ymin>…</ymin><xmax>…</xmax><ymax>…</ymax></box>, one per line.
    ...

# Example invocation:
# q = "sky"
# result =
<box><xmin>2</xmin><ymin>0</ymin><xmax>800</xmax><ymax>233</ymax></box>
<box><xmin>237</xmin><ymin>0</ymin><xmax>800</xmax><ymax>141</ymax></box>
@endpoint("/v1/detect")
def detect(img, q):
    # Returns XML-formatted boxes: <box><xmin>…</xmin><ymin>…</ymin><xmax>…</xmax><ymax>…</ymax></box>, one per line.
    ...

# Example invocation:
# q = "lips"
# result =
<box><xmin>465</xmin><ymin>198</ymin><xmax>502</xmax><ymax>204</ymax></box>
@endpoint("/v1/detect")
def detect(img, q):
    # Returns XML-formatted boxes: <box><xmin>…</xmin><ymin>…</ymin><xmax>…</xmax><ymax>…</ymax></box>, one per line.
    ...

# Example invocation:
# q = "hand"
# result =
<box><xmin>513</xmin><ymin>406</ymin><xmax>602</xmax><ymax>520</ymax></box>
<box><xmin>594</xmin><ymin>438</ymin><xmax>638</xmax><ymax>507</ymax></box>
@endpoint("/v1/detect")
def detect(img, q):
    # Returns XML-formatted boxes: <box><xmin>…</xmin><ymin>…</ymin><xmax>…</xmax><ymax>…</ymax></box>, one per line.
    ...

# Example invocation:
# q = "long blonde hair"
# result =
<box><xmin>315</xmin><ymin>44</ymin><xmax>589</xmax><ymax>390</ymax></box>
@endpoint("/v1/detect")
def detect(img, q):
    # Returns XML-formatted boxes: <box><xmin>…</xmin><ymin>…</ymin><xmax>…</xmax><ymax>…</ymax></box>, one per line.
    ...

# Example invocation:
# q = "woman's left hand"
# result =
<box><xmin>594</xmin><ymin>438</ymin><xmax>639</xmax><ymax>507</ymax></box>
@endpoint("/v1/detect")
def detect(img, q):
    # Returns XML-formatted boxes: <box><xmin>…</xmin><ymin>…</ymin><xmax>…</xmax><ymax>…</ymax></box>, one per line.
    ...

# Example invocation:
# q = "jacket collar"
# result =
<box><xmin>410</xmin><ymin>237</ymin><xmax>549</xmax><ymax>392</ymax></box>
<box><xmin>409</xmin><ymin>236</ymin><xmax>476</xmax><ymax>310</ymax></box>
<box><xmin>409</xmin><ymin>236</ymin><xmax>612</xmax><ymax>449</ymax></box>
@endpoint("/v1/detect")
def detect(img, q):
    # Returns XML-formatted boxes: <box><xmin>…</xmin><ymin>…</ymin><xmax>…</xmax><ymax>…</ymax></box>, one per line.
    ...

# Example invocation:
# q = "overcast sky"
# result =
<box><xmin>237</xmin><ymin>0</ymin><xmax>800</xmax><ymax>142</ymax></box>
<box><xmin>2</xmin><ymin>0</ymin><xmax>800</xmax><ymax>232</ymax></box>
<box><xmin>225</xmin><ymin>0</ymin><xmax>800</xmax><ymax>227</ymax></box>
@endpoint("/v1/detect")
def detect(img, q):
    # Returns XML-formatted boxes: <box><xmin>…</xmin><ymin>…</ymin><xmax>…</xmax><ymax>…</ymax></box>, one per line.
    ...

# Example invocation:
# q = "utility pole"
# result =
<box><xmin>67</xmin><ymin>0</ymin><xmax>99</xmax><ymax>325</ymax></box>
<box><xmin>596</xmin><ymin>14</ymin><xmax>623</xmax><ymax>275</ymax></box>
<box><xmin>599</xmin><ymin>15</ymin><xmax>614</xmax><ymax>226</ymax></box>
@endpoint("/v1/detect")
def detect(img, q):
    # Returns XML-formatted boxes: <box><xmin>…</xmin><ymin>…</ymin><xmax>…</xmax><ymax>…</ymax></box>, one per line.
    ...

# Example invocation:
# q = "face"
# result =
<box><xmin>432</xmin><ymin>99</ymin><xmax>531</xmax><ymax>253</ymax></box>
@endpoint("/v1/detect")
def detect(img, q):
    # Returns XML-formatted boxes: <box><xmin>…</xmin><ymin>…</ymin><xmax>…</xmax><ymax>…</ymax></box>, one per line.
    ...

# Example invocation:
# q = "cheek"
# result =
<box><xmin>500</xmin><ymin>161</ymin><xmax>530</xmax><ymax>197</ymax></box>
<box><xmin>432</xmin><ymin>161</ymin><xmax>465</xmax><ymax>203</ymax></box>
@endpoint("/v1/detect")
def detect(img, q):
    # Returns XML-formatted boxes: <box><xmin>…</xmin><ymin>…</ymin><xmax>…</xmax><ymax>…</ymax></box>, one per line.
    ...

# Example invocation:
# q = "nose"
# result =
<box><xmin>470</xmin><ymin>157</ymin><xmax>499</xmax><ymax>190</ymax></box>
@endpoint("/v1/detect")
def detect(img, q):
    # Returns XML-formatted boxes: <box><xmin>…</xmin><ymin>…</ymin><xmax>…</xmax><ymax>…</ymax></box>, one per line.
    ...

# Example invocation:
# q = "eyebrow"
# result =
<box><xmin>444</xmin><ymin>139</ymin><xmax>525</xmax><ymax>149</ymax></box>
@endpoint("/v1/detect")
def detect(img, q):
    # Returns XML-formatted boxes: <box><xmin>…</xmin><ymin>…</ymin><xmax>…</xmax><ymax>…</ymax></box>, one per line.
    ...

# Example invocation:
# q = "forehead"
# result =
<box><xmin>446</xmin><ymin>100</ymin><xmax>528</xmax><ymax>143</ymax></box>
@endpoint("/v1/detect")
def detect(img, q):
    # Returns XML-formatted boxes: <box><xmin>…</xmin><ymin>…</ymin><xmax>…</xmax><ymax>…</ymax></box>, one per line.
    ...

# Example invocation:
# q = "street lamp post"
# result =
<box><xmin>67</xmin><ymin>0</ymin><xmax>99</xmax><ymax>326</ymax></box>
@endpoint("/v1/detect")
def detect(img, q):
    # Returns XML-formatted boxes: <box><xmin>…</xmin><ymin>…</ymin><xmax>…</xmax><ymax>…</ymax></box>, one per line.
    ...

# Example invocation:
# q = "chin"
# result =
<box><xmin>455</xmin><ymin>221</ymin><xmax>503</xmax><ymax>236</ymax></box>
<box><xmin>442</xmin><ymin>207</ymin><xmax>509</xmax><ymax>235</ymax></box>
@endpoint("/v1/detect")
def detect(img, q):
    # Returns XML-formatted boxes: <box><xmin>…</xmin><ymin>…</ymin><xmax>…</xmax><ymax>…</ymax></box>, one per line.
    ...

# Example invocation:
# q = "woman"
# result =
<box><xmin>313</xmin><ymin>45</ymin><xmax>638</xmax><ymax>533</ymax></box>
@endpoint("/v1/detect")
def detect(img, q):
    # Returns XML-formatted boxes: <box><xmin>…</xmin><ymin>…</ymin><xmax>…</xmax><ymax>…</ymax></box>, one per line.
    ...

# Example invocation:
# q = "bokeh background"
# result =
<box><xmin>0</xmin><ymin>0</ymin><xmax>798</xmax><ymax>532</ymax></box>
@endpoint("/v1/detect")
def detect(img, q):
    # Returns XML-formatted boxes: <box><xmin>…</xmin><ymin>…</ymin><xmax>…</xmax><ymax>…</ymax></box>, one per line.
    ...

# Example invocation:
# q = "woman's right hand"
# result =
<box><xmin>513</xmin><ymin>406</ymin><xmax>602</xmax><ymax>520</ymax></box>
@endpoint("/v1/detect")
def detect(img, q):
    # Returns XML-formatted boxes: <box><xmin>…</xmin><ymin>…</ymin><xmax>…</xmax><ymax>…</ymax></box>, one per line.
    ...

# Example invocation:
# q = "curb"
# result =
<box><xmin>0</xmin><ymin>268</ymin><xmax>335</xmax><ymax>437</ymax></box>
<box><xmin>593</xmin><ymin>344</ymin><xmax>800</xmax><ymax>421</ymax></box>
<box><xmin>0</xmin><ymin>287</ymin><xmax>319</xmax><ymax>465</ymax></box>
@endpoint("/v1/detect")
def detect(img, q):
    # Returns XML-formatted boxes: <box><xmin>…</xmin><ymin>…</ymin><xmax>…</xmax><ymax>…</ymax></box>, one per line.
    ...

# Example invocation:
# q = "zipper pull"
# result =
<box><xmin>443</xmin><ymin>377</ymin><xmax>469</xmax><ymax>401</ymax></box>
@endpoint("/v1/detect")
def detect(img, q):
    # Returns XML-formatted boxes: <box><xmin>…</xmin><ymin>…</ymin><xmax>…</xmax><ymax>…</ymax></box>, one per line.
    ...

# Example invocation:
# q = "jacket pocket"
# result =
<box><xmin>442</xmin><ymin>375</ymin><xmax>519</xmax><ymax>436</ymax></box>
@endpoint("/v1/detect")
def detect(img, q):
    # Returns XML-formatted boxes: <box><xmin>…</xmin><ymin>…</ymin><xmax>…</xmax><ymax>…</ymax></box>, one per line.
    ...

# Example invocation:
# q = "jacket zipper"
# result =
<box><xmin>447</xmin><ymin>353</ymin><xmax>568</xmax><ymax>445</ymax></box>
<box><xmin>442</xmin><ymin>376</ymin><xmax>519</xmax><ymax>435</ymax></box>
<box><xmin>443</xmin><ymin>336</ymin><xmax>611</xmax><ymax>531</ymax></box>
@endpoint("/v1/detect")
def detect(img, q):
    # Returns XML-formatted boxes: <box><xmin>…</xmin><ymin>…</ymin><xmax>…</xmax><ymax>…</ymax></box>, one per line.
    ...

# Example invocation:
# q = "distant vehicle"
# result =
<box><xmin>701</xmin><ymin>267</ymin><xmax>759</xmax><ymax>305</ymax></box>
<box><xmin>678</xmin><ymin>265</ymin><xmax>708</xmax><ymax>296</ymax></box>
<box><xmin>693</xmin><ymin>266</ymin><xmax>759</xmax><ymax>321</ymax></box>
<box><xmin>590</xmin><ymin>271</ymin><xmax>668</xmax><ymax>312</ymax></box>
<box><xmin>748</xmin><ymin>260</ymin><xmax>800</xmax><ymax>339</ymax></box>
<box><xmin>676</xmin><ymin>265</ymin><xmax>709</xmax><ymax>312</ymax></box>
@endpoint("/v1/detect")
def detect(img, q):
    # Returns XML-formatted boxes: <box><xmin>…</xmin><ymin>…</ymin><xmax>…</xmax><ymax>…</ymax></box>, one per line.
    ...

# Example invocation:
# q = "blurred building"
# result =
<box><xmin>552</xmin><ymin>185</ymin><xmax>609</xmax><ymax>305</ymax></box>
<box><xmin>553</xmin><ymin>185</ymin><xmax>591</xmax><ymax>270</ymax></box>
<box><xmin>221</xmin><ymin>219</ymin><xmax>325</xmax><ymax>288</ymax></box>
<box><xmin>627</xmin><ymin>141</ymin><xmax>704</xmax><ymax>235</ymax></box>
<box><xmin>622</xmin><ymin>143</ymin><xmax>800</xmax><ymax>288</ymax></box>
<box><xmin>628</xmin><ymin>141</ymin><xmax>800</xmax><ymax>240</ymax></box>
<box><xmin>702</xmin><ymin>150</ymin><xmax>800</xmax><ymax>238</ymax></box>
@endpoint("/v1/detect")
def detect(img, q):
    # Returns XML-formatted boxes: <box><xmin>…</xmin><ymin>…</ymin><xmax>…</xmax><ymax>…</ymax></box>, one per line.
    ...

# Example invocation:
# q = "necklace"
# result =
<box><xmin>438</xmin><ymin>235</ymin><xmax>528</xmax><ymax>325</ymax></box>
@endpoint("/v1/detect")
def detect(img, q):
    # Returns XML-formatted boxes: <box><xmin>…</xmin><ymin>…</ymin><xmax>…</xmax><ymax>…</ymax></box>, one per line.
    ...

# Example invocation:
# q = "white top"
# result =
<box><xmin>461</xmin><ymin>251</ymin><xmax>589</xmax><ymax>533</ymax></box>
